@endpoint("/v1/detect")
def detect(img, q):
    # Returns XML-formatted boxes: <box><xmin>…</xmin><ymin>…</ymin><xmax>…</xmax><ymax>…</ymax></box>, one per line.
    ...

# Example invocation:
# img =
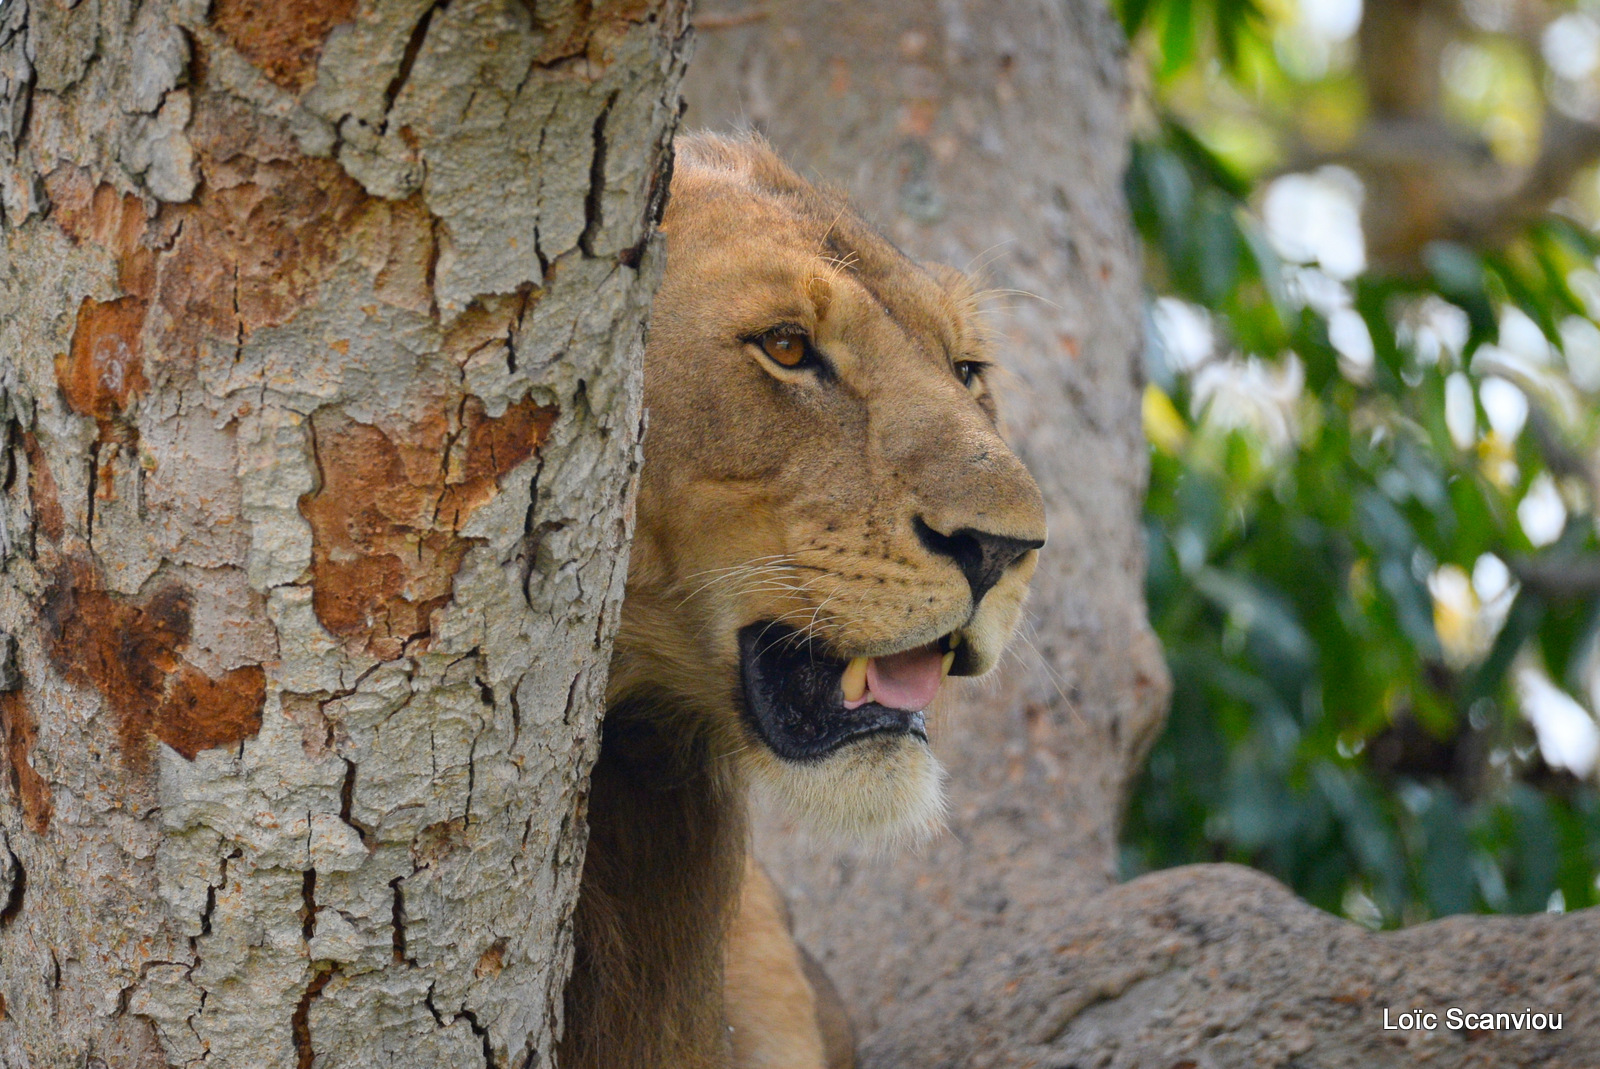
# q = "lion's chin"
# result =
<box><xmin>744</xmin><ymin>734</ymin><xmax>947</xmax><ymax>852</ymax></box>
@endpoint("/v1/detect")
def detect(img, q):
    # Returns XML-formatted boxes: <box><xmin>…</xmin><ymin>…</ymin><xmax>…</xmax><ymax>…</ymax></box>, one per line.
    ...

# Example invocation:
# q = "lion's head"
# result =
<box><xmin>607</xmin><ymin>134</ymin><xmax>1045</xmax><ymax>844</ymax></box>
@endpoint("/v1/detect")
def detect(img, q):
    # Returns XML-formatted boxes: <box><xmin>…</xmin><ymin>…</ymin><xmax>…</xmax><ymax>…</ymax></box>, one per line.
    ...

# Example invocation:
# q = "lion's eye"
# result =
<box><xmin>955</xmin><ymin>359</ymin><xmax>989</xmax><ymax>388</ymax></box>
<box><xmin>757</xmin><ymin>330</ymin><xmax>809</xmax><ymax>368</ymax></box>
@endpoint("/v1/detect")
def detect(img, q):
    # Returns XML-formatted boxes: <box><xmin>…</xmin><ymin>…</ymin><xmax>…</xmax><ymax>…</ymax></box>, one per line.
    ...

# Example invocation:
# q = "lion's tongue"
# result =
<box><xmin>864</xmin><ymin>645</ymin><xmax>944</xmax><ymax>712</ymax></box>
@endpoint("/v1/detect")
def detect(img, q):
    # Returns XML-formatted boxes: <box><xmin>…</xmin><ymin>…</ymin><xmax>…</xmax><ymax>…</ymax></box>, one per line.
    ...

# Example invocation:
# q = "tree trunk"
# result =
<box><xmin>0</xmin><ymin>2</ymin><xmax>688</xmax><ymax>1067</ymax></box>
<box><xmin>685</xmin><ymin>3</ymin><xmax>1600</xmax><ymax>1067</ymax></box>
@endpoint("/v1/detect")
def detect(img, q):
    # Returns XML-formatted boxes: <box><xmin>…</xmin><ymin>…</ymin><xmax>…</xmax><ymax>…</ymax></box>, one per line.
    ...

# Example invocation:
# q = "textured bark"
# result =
<box><xmin>0</xmin><ymin>2</ymin><xmax>688</xmax><ymax>1067</ymax></box>
<box><xmin>685</xmin><ymin>4</ymin><xmax>1600</xmax><ymax>1067</ymax></box>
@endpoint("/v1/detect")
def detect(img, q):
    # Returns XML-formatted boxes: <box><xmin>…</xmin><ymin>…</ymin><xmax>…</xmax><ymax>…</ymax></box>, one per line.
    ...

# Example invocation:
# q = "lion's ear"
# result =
<box><xmin>924</xmin><ymin>262</ymin><xmax>975</xmax><ymax>298</ymax></box>
<box><xmin>925</xmin><ymin>262</ymin><xmax>983</xmax><ymax>319</ymax></box>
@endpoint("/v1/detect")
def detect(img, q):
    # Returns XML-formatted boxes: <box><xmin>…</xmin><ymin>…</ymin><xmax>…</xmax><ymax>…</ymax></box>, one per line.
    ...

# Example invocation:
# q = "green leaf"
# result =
<box><xmin>1158</xmin><ymin>0</ymin><xmax>1197</xmax><ymax>78</ymax></box>
<box><xmin>1118</xmin><ymin>0</ymin><xmax>1158</xmax><ymax>38</ymax></box>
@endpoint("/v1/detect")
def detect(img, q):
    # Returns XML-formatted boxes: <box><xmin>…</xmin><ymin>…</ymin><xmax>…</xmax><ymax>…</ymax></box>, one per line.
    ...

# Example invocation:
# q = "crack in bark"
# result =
<box><xmin>517</xmin><ymin>449</ymin><xmax>550</xmax><ymax>610</ymax></box>
<box><xmin>197</xmin><ymin>848</ymin><xmax>237</xmax><ymax>943</ymax></box>
<box><xmin>299</xmin><ymin>868</ymin><xmax>317</xmax><ymax>943</ymax></box>
<box><xmin>460</xmin><ymin>1005</ymin><xmax>496</xmax><ymax>1068</ymax></box>
<box><xmin>508</xmin><ymin>686</ymin><xmax>522</xmax><ymax>753</ymax></box>
<box><xmin>0</xmin><ymin>835</ymin><xmax>24</xmax><ymax>929</ymax></box>
<box><xmin>425</xmin><ymin>212</ymin><xmax>442</xmax><ymax>318</ymax></box>
<box><xmin>577</xmin><ymin>92</ymin><xmax>619</xmax><ymax>258</ymax></box>
<box><xmin>291</xmin><ymin>863</ymin><xmax>333</xmax><ymax>1069</ymax></box>
<box><xmin>382</xmin><ymin>0</ymin><xmax>452</xmax><ymax>136</ymax></box>
<box><xmin>531</xmin><ymin>223</ymin><xmax>549</xmax><ymax>283</ymax></box>
<box><xmin>199</xmin><ymin>883</ymin><xmax>216</xmax><ymax>938</ymax></box>
<box><xmin>618</xmin><ymin>109</ymin><xmax>680</xmax><ymax>270</ymax></box>
<box><xmin>423</xmin><ymin>982</ymin><xmax>445</xmax><ymax>1026</ymax></box>
<box><xmin>291</xmin><ymin>964</ymin><xmax>333</xmax><ymax>1069</ymax></box>
<box><xmin>465</xmin><ymin>730</ymin><xmax>478</xmax><ymax>823</ymax></box>
<box><xmin>84</xmin><ymin>439</ymin><xmax>99</xmax><ymax>546</ymax></box>
<box><xmin>389</xmin><ymin>875</ymin><xmax>414</xmax><ymax>966</ymax></box>
<box><xmin>338</xmin><ymin>759</ymin><xmax>372</xmax><ymax>844</ymax></box>
<box><xmin>230</xmin><ymin>261</ymin><xmax>244</xmax><ymax>365</ymax></box>
<box><xmin>424</xmin><ymin>983</ymin><xmax>497</xmax><ymax>1067</ymax></box>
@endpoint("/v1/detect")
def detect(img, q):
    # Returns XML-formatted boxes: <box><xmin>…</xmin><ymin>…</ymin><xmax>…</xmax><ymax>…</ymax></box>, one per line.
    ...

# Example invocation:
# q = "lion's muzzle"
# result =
<box><xmin>738</xmin><ymin>623</ymin><xmax>973</xmax><ymax>761</ymax></box>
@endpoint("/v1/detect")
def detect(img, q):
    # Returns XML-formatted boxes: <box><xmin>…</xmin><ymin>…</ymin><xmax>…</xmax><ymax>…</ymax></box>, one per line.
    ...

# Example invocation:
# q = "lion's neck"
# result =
<box><xmin>561</xmin><ymin>700</ymin><xmax>746</xmax><ymax>1069</ymax></box>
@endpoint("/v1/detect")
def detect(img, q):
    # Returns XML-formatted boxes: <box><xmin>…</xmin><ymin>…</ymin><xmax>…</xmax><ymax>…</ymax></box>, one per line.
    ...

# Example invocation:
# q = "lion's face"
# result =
<box><xmin>608</xmin><ymin>136</ymin><xmax>1045</xmax><ymax>843</ymax></box>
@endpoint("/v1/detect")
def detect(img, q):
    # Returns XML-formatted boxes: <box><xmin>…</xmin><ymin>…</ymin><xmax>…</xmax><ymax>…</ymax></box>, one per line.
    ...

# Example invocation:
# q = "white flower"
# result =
<box><xmin>1444</xmin><ymin>372</ymin><xmax>1478</xmax><ymax>450</ymax></box>
<box><xmin>1190</xmin><ymin>353</ymin><xmax>1305</xmax><ymax>452</ymax></box>
<box><xmin>1151</xmin><ymin>297</ymin><xmax>1215</xmax><ymax>373</ymax></box>
<box><xmin>1400</xmin><ymin>296</ymin><xmax>1469</xmax><ymax>367</ymax></box>
<box><xmin>1559</xmin><ymin>315</ymin><xmax>1600</xmax><ymax>393</ymax></box>
<box><xmin>1473</xmin><ymin>552</ymin><xmax>1514</xmax><ymax>608</ymax></box>
<box><xmin>1329</xmin><ymin>307</ymin><xmax>1374</xmax><ymax>383</ymax></box>
<box><xmin>1262</xmin><ymin>167</ymin><xmax>1367</xmax><ymax>281</ymax></box>
<box><xmin>1474</xmin><ymin>338</ymin><xmax>1589</xmax><ymax>438</ymax></box>
<box><xmin>1498</xmin><ymin>307</ymin><xmax>1554</xmax><ymax>366</ymax></box>
<box><xmin>1284</xmin><ymin>265</ymin><xmax>1352</xmax><ymax>318</ymax></box>
<box><xmin>1428</xmin><ymin>555</ymin><xmax>1517</xmax><ymax>669</ymax></box>
<box><xmin>1478</xmin><ymin>376</ymin><xmax>1528</xmax><ymax>439</ymax></box>
<box><xmin>1544</xmin><ymin>13</ymin><xmax>1600</xmax><ymax>81</ymax></box>
<box><xmin>1299</xmin><ymin>0</ymin><xmax>1363</xmax><ymax>41</ymax></box>
<box><xmin>1518</xmin><ymin>473</ymin><xmax>1567</xmax><ymax>547</ymax></box>
<box><xmin>1515</xmin><ymin>662</ymin><xmax>1600</xmax><ymax>779</ymax></box>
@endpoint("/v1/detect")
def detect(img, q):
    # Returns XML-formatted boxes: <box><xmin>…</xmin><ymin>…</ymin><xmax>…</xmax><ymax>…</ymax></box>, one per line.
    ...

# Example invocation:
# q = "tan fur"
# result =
<box><xmin>725</xmin><ymin>859</ymin><xmax>855</xmax><ymax>1069</ymax></box>
<box><xmin>560</xmin><ymin>134</ymin><xmax>1045</xmax><ymax>1068</ymax></box>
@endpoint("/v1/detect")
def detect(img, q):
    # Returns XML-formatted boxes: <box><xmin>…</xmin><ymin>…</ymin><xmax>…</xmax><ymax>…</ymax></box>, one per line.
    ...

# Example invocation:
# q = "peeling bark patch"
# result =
<box><xmin>160</xmin><ymin>128</ymin><xmax>369</xmax><ymax>357</ymax></box>
<box><xmin>45</xmin><ymin>112</ymin><xmax>373</xmax><ymax>392</ymax></box>
<box><xmin>40</xmin><ymin>561</ymin><xmax>266</xmax><ymax>763</ymax></box>
<box><xmin>21</xmin><ymin>433</ymin><xmax>65</xmax><ymax>545</ymax></box>
<box><xmin>46</xmin><ymin>177</ymin><xmax>158</xmax><ymax>297</ymax></box>
<box><xmin>370</xmin><ymin>195</ymin><xmax>439</xmax><ymax>315</ymax></box>
<box><xmin>527</xmin><ymin>0</ymin><xmax>658</xmax><ymax>65</ymax></box>
<box><xmin>59</xmin><ymin>296</ymin><xmax>150</xmax><ymax>421</ymax></box>
<box><xmin>48</xmin><ymin>179</ymin><xmax>158</xmax><ymax>459</ymax></box>
<box><xmin>213</xmin><ymin>0</ymin><xmax>359</xmax><ymax>93</ymax></box>
<box><xmin>474</xmin><ymin>938</ymin><xmax>508</xmax><ymax>980</ymax></box>
<box><xmin>158</xmin><ymin>662</ymin><xmax>268</xmax><ymax>760</ymax></box>
<box><xmin>300</xmin><ymin>397</ymin><xmax>557</xmax><ymax>660</ymax></box>
<box><xmin>1</xmin><ymin>692</ymin><xmax>52</xmax><ymax>833</ymax></box>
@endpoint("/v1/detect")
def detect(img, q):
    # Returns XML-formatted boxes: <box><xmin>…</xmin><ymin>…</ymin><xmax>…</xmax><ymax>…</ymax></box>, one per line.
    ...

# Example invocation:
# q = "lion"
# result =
<box><xmin>558</xmin><ymin>133</ymin><xmax>1047</xmax><ymax>1068</ymax></box>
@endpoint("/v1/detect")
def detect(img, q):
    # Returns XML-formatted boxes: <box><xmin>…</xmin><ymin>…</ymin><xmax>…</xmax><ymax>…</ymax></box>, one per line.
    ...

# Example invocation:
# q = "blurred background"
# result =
<box><xmin>1120</xmin><ymin>0</ymin><xmax>1600</xmax><ymax>926</ymax></box>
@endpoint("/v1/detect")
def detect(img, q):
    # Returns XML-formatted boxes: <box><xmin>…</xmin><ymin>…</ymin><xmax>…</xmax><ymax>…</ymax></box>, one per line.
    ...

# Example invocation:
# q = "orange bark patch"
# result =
<box><xmin>442</xmin><ymin>290</ymin><xmax>534</xmax><ymax>366</ymax></box>
<box><xmin>1</xmin><ymin>692</ymin><xmax>53</xmax><ymax>834</ymax></box>
<box><xmin>59</xmin><ymin>296</ymin><xmax>150</xmax><ymax>421</ymax></box>
<box><xmin>41</xmin><ymin>561</ymin><xmax>266</xmax><ymax>765</ymax></box>
<box><xmin>21</xmin><ymin>433</ymin><xmax>65</xmax><ymax>545</ymax></box>
<box><xmin>474</xmin><ymin>938</ymin><xmax>509</xmax><ymax>979</ymax></box>
<box><xmin>47</xmin><ymin>177</ymin><xmax>159</xmax><ymax>299</ymax></box>
<box><xmin>45</xmin><ymin>99</ymin><xmax>379</xmax><ymax>395</ymax></box>
<box><xmin>212</xmin><ymin>0</ymin><xmax>359</xmax><ymax>92</ymax></box>
<box><xmin>48</xmin><ymin>177</ymin><xmax>159</xmax><ymax>443</ymax></box>
<box><xmin>158</xmin><ymin>663</ymin><xmax>268</xmax><ymax>760</ymax></box>
<box><xmin>150</xmin><ymin>94</ymin><xmax>372</xmax><ymax>366</ymax></box>
<box><xmin>300</xmin><ymin>396</ymin><xmax>557</xmax><ymax>660</ymax></box>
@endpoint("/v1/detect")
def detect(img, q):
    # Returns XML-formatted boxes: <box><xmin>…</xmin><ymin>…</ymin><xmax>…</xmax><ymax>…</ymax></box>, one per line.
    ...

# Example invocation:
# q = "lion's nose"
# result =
<box><xmin>912</xmin><ymin>517</ymin><xmax>1044</xmax><ymax>607</ymax></box>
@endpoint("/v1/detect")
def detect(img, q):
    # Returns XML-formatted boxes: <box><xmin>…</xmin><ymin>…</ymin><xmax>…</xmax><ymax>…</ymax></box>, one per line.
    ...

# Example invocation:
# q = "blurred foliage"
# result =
<box><xmin>1117</xmin><ymin>0</ymin><xmax>1600</xmax><ymax>926</ymax></box>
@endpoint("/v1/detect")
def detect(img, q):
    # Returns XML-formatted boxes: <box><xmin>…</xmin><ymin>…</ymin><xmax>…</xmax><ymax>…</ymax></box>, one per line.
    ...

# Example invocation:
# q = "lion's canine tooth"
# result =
<box><xmin>947</xmin><ymin>632</ymin><xmax>962</xmax><ymax>649</ymax></box>
<box><xmin>841</xmin><ymin>656</ymin><xmax>869</xmax><ymax>702</ymax></box>
<box><xmin>941</xmin><ymin>651</ymin><xmax>955</xmax><ymax>678</ymax></box>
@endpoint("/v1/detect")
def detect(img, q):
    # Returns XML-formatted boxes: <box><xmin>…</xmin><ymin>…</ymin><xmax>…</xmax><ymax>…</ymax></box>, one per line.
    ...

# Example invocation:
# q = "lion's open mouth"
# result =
<box><xmin>737</xmin><ymin>623</ymin><xmax>956</xmax><ymax>761</ymax></box>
